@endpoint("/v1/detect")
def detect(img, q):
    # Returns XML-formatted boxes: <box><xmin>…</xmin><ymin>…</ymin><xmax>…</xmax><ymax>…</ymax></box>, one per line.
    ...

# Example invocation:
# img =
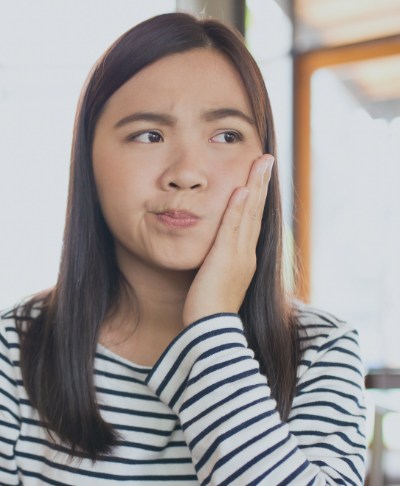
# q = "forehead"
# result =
<box><xmin>103</xmin><ymin>48</ymin><xmax>253</xmax><ymax>116</ymax></box>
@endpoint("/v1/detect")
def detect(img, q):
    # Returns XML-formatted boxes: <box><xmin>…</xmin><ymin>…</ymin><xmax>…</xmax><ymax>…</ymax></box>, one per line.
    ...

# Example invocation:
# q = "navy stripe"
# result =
<box><xmin>170</xmin><ymin>355</ymin><xmax>251</xmax><ymax>409</ymax></box>
<box><xmin>295</xmin><ymin>386</ymin><xmax>366</xmax><ymax>408</ymax></box>
<box><xmin>152</xmin><ymin>327</ymin><xmax>244</xmax><ymax>396</ymax></box>
<box><xmin>98</xmin><ymin>404</ymin><xmax>176</xmax><ymax>420</ymax></box>
<box><xmin>0</xmin><ymin>350</ymin><xmax>13</xmax><ymax>367</ymax></box>
<box><xmin>296</xmin><ymin>374</ymin><xmax>362</xmax><ymax>392</ymax></box>
<box><xmin>299</xmin><ymin>323</ymin><xmax>336</xmax><ymax>329</ymax></box>
<box><xmin>222</xmin><ymin>436</ymin><xmax>295</xmax><ymax>486</ymax></box>
<box><xmin>201</xmin><ymin>422</ymin><xmax>283</xmax><ymax>484</ymax></box>
<box><xmin>298</xmin><ymin>308</ymin><xmax>342</xmax><ymax>326</ymax></box>
<box><xmin>95</xmin><ymin>386</ymin><xmax>159</xmax><ymax>401</ymax></box>
<box><xmin>0</xmin><ymin>405</ymin><xmax>21</xmax><ymax>424</ymax></box>
<box><xmin>287</xmin><ymin>413</ymin><xmax>365</xmax><ymax>437</ymax></box>
<box><xmin>0</xmin><ymin>466</ymin><xmax>18</xmax><ymax>486</ymax></box>
<box><xmin>148</xmin><ymin>313</ymin><xmax>240</xmax><ymax>383</ymax></box>
<box><xmin>329</xmin><ymin>346</ymin><xmax>362</xmax><ymax>360</ymax></box>
<box><xmin>292</xmin><ymin>430</ymin><xmax>365</xmax><ymax>449</ymax></box>
<box><xmin>94</xmin><ymin>368</ymin><xmax>145</xmax><ymax>385</ymax></box>
<box><xmin>0</xmin><ymin>418</ymin><xmax>19</xmax><ymax>431</ymax></box>
<box><xmin>307</xmin><ymin>442</ymin><xmax>364</xmax><ymax>461</ymax></box>
<box><xmin>339</xmin><ymin>455</ymin><xmax>364</xmax><ymax>483</ymax></box>
<box><xmin>113</xmin><ymin>439</ymin><xmax>187</xmax><ymax>452</ymax></box>
<box><xmin>182</xmin><ymin>383</ymin><xmax>267</xmax><ymax>431</ymax></box>
<box><xmin>0</xmin><ymin>368</ymin><xmax>18</xmax><ymax>388</ymax></box>
<box><xmin>0</xmin><ymin>450</ymin><xmax>14</xmax><ymax>461</ymax></box>
<box><xmin>111</xmin><ymin>423</ymin><xmax>179</xmax><ymax>436</ymax></box>
<box><xmin>0</xmin><ymin>332</ymin><xmax>10</xmax><ymax>349</ymax></box>
<box><xmin>194</xmin><ymin>409</ymin><xmax>277</xmax><ymax>471</ymax></box>
<box><xmin>312</xmin><ymin>460</ymin><xmax>358</xmax><ymax>486</ymax></box>
<box><xmin>277</xmin><ymin>458</ymin><xmax>310</xmax><ymax>485</ymax></box>
<box><xmin>196</xmin><ymin>342</ymin><xmax>244</xmax><ymax>363</ymax></box>
<box><xmin>0</xmin><ymin>436</ymin><xmax>18</xmax><ymax>446</ymax></box>
<box><xmin>95</xmin><ymin>352</ymin><xmax>150</xmax><ymax>375</ymax></box>
<box><xmin>291</xmin><ymin>400</ymin><xmax>365</xmax><ymax>418</ymax></box>
<box><xmin>19</xmin><ymin>467</ymin><xmax>198</xmax><ymax>483</ymax></box>
<box><xmin>310</xmin><ymin>361</ymin><xmax>363</xmax><ymax>376</ymax></box>
<box><xmin>179</xmin><ymin>368</ymin><xmax>259</xmax><ymax>412</ymax></box>
<box><xmin>319</xmin><ymin>333</ymin><xmax>358</xmax><ymax>351</ymax></box>
<box><xmin>187</xmin><ymin>355</ymin><xmax>251</xmax><ymax>386</ymax></box>
<box><xmin>189</xmin><ymin>395</ymin><xmax>270</xmax><ymax>452</ymax></box>
<box><xmin>0</xmin><ymin>387</ymin><xmax>19</xmax><ymax>407</ymax></box>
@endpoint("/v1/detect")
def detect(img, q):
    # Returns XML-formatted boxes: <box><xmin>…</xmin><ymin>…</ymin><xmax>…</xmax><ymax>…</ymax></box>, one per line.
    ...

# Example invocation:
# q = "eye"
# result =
<box><xmin>128</xmin><ymin>130</ymin><xmax>164</xmax><ymax>143</ymax></box>
<box><xmin>210</xmin><ymin>131</ymin><xmax>243</xmax><ymax>144</ymax></box>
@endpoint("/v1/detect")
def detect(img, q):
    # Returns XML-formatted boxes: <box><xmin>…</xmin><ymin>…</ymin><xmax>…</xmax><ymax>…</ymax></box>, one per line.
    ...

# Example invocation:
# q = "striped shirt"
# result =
<box><xmin>0</xmin><ymin>304</ymin><xmax>366</xmax><ymax>485</ymax></box>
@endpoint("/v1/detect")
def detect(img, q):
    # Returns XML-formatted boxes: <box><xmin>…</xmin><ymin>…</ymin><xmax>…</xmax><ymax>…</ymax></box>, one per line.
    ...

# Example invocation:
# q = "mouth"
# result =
<box><xmin>154</xmin><ymin>209</ymin><xmax>200</xmax><ymax>228</ymax></box>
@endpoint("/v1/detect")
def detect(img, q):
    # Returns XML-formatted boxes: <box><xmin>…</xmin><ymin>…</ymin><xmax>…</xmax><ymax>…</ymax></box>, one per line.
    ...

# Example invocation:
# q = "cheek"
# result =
<box><xmin>93</xmin><ymin>160</ymin><xmax>149</xmax><ymax>229</ymax></box>
<box><xmin>206</xmin><ymin>159</ymin><xmax>253</xmax><ymax>228</ymax></box>
<box><xmin>211</xmin><ymin>150</ymin><xmax>256</xmax><ymax>195</ymax></box>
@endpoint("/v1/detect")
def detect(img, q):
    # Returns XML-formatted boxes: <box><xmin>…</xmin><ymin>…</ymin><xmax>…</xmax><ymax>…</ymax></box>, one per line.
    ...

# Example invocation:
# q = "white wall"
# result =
<box><xmin>0</xmin><ymin>0</ymin><xmax>175</xmax><ymax>309</ymax></box>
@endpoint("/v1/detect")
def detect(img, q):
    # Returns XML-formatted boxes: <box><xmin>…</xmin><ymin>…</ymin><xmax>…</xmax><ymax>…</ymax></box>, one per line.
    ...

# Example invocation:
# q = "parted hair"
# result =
<box><xmin>9</xmin><ymin>12</ymin><xmax>300</xmax><ymax>460</ymax></box>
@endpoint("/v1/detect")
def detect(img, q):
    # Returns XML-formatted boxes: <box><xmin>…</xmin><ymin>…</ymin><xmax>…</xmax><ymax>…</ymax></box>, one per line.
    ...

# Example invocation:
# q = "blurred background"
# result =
<box><xmin>0</xmin><ymin>0</ymin><xmax>399</xmax><ymax>483</ymax></box>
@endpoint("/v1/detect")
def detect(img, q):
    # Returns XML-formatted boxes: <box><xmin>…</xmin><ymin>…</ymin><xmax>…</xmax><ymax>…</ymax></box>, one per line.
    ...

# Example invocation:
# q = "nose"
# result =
<box><xmin>160</xmin><ymin>145</ymin><xmax>208</xmax><ymax>192</ymax></box>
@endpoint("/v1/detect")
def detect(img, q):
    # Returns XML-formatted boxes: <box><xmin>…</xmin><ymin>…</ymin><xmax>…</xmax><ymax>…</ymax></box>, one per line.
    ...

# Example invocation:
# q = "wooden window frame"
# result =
<box><xmin>293</xmin><ymin>35</ymin><xmax>400</xmax><ymax>302</ymax></box>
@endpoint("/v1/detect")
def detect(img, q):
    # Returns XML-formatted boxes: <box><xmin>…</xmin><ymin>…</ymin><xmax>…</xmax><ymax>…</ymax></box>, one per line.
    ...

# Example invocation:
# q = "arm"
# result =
<box><xmin>0</xmin><ymin>320</ymin><xmax>21</xmax><ymax>486</ymax></box>
<box><xmin>163</xmin><ymin>154</ymin><xmax>365</xmax><ymax>484</ymax></box>
<box><xmin>146</xmin><ymin>313</ymin><xmax>366</xmax><ymax>485</ymax></box>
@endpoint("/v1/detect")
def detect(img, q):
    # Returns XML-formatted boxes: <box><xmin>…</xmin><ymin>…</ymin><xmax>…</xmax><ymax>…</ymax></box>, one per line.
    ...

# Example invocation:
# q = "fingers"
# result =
<box><xmin>249</xmin><ymin>154</ymin><xmax>274</xmax><ymax>215</ymax></box>
<box><xmin>242</xmin><ymin>154</ymin><xmax>274</xmax><ymax>242</ymax></box>
<box><xmin>239</xmin><ymin>154</ymin><xmax>274</xmax><ymax>251</ymax></box>
<box><xmin>216</xmin><ymin>186</ymin><xmax>249</xmax><ymax>244</ymax></box>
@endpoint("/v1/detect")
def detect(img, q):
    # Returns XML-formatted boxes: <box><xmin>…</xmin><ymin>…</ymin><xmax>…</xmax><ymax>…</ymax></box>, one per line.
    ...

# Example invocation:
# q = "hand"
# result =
<box><xmin>182</xmin><ymin>154</ymin><xmax>275</xmax><ymax>327</ymax></box>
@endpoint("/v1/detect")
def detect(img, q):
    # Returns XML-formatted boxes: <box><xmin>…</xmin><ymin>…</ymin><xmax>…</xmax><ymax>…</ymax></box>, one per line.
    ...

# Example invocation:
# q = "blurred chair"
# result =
<box><xmin>365</xmin><ymin>369</ymin><xmax>400</xmax><ymax>486</ymax></box>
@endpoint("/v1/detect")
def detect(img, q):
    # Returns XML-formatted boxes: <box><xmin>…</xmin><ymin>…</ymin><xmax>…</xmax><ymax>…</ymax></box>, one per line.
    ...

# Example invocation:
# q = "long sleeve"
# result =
<box><xmin>0</xmin><ymin>325</ymin><xmax>21</xmax><ymax>486</ymax></box>
<box><xmin>146</xmin><ymin>313</ymin><xmax>366</xmax><ymax>485</ymax></box>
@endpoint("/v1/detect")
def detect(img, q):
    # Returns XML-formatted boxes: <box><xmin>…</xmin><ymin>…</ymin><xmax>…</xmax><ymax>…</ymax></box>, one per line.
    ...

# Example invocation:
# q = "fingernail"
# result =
<box><xmin>257</xmin><ymin>155</ymin><xmax>274</xmax><ymax>175</ymax></box>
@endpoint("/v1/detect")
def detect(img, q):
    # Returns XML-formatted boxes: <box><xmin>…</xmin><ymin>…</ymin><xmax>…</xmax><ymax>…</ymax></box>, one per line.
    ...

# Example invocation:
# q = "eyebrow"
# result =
<box><xmin>113</xmin><ymin>108</ymin><xmax>256</xmax><ymax>129</ymax></box>
<box><xmin>114</xmin><ymin>112</ymin><xmax>175</xmax><ymax>129</ymax></box>
<box><xmin>202</xmin><ymin>108</ymin><xmax>255</xmax><ymax>126</ymax></box>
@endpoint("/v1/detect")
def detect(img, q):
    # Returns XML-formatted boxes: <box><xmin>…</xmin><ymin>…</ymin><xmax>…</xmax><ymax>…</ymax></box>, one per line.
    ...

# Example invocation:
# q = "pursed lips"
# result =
<box><xmin>154</xmin><ymin>209</ymin><xmax>200</xmax><ymax>228</ymax></box>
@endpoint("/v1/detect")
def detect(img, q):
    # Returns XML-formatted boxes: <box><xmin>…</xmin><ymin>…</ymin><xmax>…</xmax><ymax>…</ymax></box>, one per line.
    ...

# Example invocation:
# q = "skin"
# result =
<box><xmin>92</xmin><ymin>48</ymin><xmax>274</xmax><ymax>365</ymax></box>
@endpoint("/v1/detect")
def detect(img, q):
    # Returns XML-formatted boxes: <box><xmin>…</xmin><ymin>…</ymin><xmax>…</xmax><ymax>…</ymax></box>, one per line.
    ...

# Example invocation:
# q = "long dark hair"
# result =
<box><xmin>9</xmin><ymin>12</ymin><xmax>300</xmax><ymax>460</ymax></box>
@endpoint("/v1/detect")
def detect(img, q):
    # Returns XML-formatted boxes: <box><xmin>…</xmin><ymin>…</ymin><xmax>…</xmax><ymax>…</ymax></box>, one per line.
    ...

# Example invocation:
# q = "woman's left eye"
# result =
<box><xmin>210</xmin><ymin>131</ymin><xmax>242</xmax><ymax>144</ymax></box>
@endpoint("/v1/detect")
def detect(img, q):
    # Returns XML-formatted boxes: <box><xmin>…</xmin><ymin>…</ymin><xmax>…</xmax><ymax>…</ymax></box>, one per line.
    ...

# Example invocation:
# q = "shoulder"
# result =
<box><xmin>1</xmin><ymin>302</ymin><xmax>24</xmax><ymax>360</ymax></box>
<box><xmin>1</xmin><ymin>294</ymin><xmax>45</xmax><ymax>355</ymax></box>
<box><xmin>292</xmin><ymin>300</ymin><xmax>363</xmax><ymax>380</ymax></box>
<box><xmin>293</xmin><ymin>299</ymin><xmax>356</xmax><ymax>344</ymax></box>
<box><xmin>0</xmin><ymin>304</ymin><xmax>23</xmax><ymax>397</ymax></box>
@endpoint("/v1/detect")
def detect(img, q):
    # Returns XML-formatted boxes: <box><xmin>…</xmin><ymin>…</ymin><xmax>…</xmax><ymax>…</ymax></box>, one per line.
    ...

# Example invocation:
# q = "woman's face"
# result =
<box><xmin>92</xmin><ymin>48</ymin><xmax>263</xmax><ymax>272</ymax></box>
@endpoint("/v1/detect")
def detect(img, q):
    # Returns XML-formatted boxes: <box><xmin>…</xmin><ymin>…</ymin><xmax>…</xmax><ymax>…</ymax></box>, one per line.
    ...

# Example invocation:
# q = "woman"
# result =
<box><xmin>0</xmin><ymin>12</ymin><xmax>366</xmax><ymax>485</ymax></box>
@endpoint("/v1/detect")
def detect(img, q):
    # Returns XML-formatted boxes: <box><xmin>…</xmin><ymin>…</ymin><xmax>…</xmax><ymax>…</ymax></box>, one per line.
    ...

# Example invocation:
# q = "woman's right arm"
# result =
<box><xmin>0</xmin><ymin>319</ymin><xmax>21</xmax><ymax>485</ymax></box>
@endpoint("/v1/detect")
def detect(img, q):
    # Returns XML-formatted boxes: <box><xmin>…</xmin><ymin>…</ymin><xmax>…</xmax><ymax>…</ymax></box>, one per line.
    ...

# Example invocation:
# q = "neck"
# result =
<box><xmin>99</xmin><ymin>245</ymin><xmax>198</xmax><ymax>367</ymax></box>
<box><xmin>111</xmin><ymin>245</ymin><xmax>197</xmax><ymax>336</ymax></box>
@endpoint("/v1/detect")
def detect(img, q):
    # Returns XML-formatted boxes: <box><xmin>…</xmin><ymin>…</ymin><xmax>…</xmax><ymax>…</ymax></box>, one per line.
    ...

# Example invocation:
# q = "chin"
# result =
<box><xmin>158</xmin><ymin>257</ymin><xmax>204</xmax><ymax>272</ymax></box>
<box><xmin>152</xmin><ymin>250</ymin><xmax>206</xmax><ymax>272</ymax></box>
<box><xmin>151</xmin><ymin>240</ymin><xmax>211</xmax><ymax>272</ymax></box>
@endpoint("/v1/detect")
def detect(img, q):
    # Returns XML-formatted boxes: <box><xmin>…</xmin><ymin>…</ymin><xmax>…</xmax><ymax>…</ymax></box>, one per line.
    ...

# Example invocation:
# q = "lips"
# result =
<box><xmin>155</xmin><ymin>209</ymin><xmax>200</xmax><ymax>228</ymax></box>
